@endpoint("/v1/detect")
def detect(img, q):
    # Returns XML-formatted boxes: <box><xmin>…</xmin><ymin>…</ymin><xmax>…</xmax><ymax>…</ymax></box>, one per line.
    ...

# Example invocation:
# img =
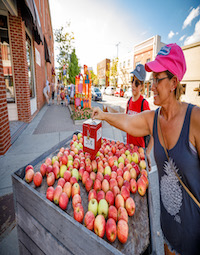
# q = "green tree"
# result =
<box><xmin>106</xmin><ymin>58</ymin><xmax>119</xmax><ymax>87</ymax></box>
<box><xmin>90</xmin><ymin>70</ymin><xmax>98</xmax><ymax>86</ymax></box>
<box><xmin>68</xmin><ymin>49</ymin><xmax>80</xmax><ymax>84</ymax></box>
<box><xmin>54</xmin><ymin>22</ymin><xmax>75</xmax><ymax>81</ymax></box>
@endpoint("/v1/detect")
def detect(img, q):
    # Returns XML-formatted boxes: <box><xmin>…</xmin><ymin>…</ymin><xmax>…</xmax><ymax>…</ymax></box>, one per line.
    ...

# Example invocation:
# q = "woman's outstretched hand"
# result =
<box><xmin>92</xmin><ymin>107</ymin><xmax>105</xmax><ymax>121</ymax></box>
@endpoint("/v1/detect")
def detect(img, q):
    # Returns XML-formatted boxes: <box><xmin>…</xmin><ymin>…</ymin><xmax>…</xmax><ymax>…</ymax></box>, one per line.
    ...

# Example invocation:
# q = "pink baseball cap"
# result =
<box><xmin>145</xmin><ymin>43</ymin><xmax>186</xmax><ymax>81</ymax></box>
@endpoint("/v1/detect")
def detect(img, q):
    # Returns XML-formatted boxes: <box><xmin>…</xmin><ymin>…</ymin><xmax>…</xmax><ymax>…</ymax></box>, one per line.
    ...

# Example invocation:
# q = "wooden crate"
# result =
<box><xmin>12</xmin><ymin>132</ymin><xmax>151</xmax><ymax>255</ymax></box>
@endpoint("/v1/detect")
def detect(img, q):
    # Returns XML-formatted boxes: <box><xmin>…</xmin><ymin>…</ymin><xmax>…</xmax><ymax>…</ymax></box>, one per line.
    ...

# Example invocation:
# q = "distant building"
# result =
<box><xmin>181</xmin><ymin>41</ymin><xmax>200</xmax><ymax>106</ymax></box>
<box><xmin>118</xmin><ymin>51</ymin><xmax>134</xmax><ymax>90</ymax></box>
<box><xmin>97</xmin><ymin>58</ymin><xmax>110</xmax><ymax>87</ymax></box>
<box><xmin>0</xmin><ymin>0</ymin><xmax>54</xmax><ymax>155</ymax></box>
<box><xmin>133</xmin><ymin>35</ymin><xmax>165</xmax><ymax>97</ymax></box>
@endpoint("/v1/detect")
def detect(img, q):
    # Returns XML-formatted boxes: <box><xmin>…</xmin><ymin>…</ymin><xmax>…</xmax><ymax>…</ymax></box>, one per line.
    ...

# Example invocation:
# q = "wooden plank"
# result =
<box><xmin>18</xmin><ymin>227</ymin><xmax>45</xmax><ymax>255</ymax></box>
<box><xmin>17</xmin><ymin>204</ymin><xmax>73</xmax><ymax>255</ymax></box>
<box><xmin>12</xmin><ymin>176</ymin><xmax>123</xmax><ymax>255</ymax></box>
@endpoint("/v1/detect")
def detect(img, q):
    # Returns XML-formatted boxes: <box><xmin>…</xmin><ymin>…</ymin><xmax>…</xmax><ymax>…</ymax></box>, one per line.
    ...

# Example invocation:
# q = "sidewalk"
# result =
<box><xmin>0</xmin><ymin>102</ymin><xmax>163</xmax><ymax>255</ymax></box>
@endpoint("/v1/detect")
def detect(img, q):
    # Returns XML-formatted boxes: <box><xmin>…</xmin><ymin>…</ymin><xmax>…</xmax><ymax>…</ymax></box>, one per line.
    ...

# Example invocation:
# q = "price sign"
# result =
<box><xmin>84</xmin><ymin>136</ymin><xmax>95</xmax><ymax>150</ymax></box>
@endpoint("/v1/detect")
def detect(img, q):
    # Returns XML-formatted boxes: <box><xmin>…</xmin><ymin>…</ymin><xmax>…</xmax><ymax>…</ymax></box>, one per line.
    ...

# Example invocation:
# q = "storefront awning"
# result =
<box><xmin>44</xmin><ymin>36</ymin><xmax>51</xmax><ymax>63</ymax></box>
<box><xmin>22</xmin><ymin>0</ymin><xmax>43</xmax><ymax>45</ymax></box>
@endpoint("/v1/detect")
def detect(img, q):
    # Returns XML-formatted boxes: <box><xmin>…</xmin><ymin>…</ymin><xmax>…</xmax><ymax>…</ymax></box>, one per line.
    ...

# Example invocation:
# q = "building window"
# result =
<box><xmin>182</xmin><ymin>84</ymin><xmax>186</xmax><ymax>95</ymax></box>
<box><xmin>0</xmin><ymin>15</ymin><xmax>15</xmax><ymax>103</ymax></box>
<box><xmin>135</xmin><ymin>61</ymin><xmax>141</xmax><ymax>67</ymax></box>
<box><xmin>26</xmin><ymin>33</ymin><xmax>35</xmax><ymax>98</ymax></box>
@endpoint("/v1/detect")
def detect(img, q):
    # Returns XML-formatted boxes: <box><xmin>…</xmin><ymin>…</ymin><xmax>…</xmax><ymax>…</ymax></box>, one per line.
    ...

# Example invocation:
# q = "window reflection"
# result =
<box><xmin>0</xmin><ymin>15</ymin><xmax>15</xmax><ymax>103</ymax></box>
<box><xmin>26</xmin><ymin>33</ymin><xmax>35</xmax><ymax>98</ymax></box>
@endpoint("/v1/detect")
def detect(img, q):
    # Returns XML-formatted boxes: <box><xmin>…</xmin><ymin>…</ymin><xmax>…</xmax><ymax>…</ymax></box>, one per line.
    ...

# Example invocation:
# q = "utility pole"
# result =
<box><xmin>116</xmin><ymin>42</ymin><xmax>120</xmax><ymax>58</ymax></box>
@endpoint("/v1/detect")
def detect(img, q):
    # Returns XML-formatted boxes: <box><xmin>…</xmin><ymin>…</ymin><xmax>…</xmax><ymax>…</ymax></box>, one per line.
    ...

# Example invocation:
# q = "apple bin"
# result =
<box><xmin>12</xmin><ymin>131</ymin><xmax>152</xmax><ymax>255</ymax></box>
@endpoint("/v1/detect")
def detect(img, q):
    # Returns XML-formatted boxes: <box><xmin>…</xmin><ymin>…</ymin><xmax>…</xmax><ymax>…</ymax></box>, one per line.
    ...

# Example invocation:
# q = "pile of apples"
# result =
<box><xmin>25</xmin><ymin>132</ymin><xmax>149</xmax><ymax>244</ymax></box>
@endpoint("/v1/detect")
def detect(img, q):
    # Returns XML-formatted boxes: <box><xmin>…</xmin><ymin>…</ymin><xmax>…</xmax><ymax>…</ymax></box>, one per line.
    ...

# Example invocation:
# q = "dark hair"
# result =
<box><xmin>165</xmin><ymin>70</ymin><xmax>183</xmax><ymax>101</ymax></box>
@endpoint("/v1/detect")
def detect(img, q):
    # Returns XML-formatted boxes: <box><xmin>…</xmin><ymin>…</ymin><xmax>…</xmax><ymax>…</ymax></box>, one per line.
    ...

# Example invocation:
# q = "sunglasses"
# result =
<box><xmin>132</xmin><ymin>77</ymin><xmax>141</xmax><ymax>87</ymax></box>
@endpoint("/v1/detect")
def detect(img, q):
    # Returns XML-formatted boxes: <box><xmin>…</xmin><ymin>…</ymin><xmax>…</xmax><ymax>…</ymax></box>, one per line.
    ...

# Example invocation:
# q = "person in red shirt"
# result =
<box><xmin>126</xmin><ymin>64</ymin><xmax>150</xmax><ymax>147</ymax></box>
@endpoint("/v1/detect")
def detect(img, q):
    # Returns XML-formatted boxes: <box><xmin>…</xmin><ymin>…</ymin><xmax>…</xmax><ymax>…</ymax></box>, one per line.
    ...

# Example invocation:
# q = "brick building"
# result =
<box><xmin>0</xmin><ymin>0</ymin><xmax>54</xmax><ymax>155</ymax></box>
<box><xmin>97</xmin><ymin>58</ymin><xmax>110</xmax><ymax>88</ymax></box>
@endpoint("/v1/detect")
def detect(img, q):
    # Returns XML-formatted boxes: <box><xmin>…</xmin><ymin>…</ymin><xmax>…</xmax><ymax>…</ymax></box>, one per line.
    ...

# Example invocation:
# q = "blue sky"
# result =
<box><xmin>49</xmin><ymin>0</ymin><xmax>200</xmax><ymax>72</ymax></box>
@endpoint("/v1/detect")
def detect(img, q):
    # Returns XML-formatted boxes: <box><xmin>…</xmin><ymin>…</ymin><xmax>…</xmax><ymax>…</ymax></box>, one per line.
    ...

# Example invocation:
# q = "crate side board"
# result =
<box><xmin>12</xmin><ymin>174</ymin><xmax>123</xmax><ymax>255</ymax></box>
<box><xmin>18</xmin><ymin>227</ymin><xmax>45</xmax><ymax>255</ymax></box>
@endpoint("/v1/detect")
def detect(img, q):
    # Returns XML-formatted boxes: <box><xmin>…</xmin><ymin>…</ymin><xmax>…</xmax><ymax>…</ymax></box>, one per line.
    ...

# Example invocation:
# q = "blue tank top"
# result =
<box><xmin>153</xmin><ymin>104</ymin><xmax>200</xmax><ymax>255</ymax></box>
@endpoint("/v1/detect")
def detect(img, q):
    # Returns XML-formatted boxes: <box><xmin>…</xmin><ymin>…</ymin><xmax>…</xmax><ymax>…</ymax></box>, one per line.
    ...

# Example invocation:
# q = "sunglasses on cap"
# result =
<box><xmin>132</xmin><ymin>77</ymin><xmax>142</xmax><ymax>87</ymax></box>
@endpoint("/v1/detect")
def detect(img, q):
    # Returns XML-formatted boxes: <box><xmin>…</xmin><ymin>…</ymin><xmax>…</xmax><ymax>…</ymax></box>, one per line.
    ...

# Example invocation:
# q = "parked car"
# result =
<box><xmin>92</xmin><ymin>87</ymin><xmax>102</xmax><ymax>101</ymax></box>
<box><xmin>124</xmin><ymin>87</ymin><xmax>132</xmax><ymax>98</ymax></box>
<box><xmin>105</xmin><ymin>86</ymin><xmax>115</xmax><ymax>96</ymax></box>
<box><xmin>114</xmin><ymin>88</ymin><xmax>124</xmax><ymax>97</ymax></box>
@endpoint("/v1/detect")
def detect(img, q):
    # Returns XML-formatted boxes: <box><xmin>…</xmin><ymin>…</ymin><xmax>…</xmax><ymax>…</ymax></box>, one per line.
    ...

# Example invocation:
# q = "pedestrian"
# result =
<box><xmin>51</xmin><ymin>80</ymin><xmax>55</xmax><ymax>105</ymax></box>
<box><xmin>92</xmin><ymin>43</ymin><xmax>200</xmax><ymax>255</ymax></box>
<box><xmin>108</xmin><ymin>64</ymin><xmax>153</xmax><ymax>169</ymax></box>
<box><xmin>43</xmin><ymin>80</ymin><xmax>50</xmax><ymax>105</ymax></box>
<box><xmin>56</xmin><ymin>80</ymin><xmax>61</xmax><ymax>105</ymax></box>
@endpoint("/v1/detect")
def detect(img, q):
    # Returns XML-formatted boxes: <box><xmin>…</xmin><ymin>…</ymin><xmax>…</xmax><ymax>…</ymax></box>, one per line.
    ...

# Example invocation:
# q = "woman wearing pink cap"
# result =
<box><xmin>92</xmin><ymin>43</ymin><xmax>200</xmax><ymax>255</ymax></box>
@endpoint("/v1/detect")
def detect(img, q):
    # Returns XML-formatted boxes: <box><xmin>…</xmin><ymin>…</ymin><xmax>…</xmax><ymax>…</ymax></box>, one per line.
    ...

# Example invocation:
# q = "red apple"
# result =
<box><xmin>25</xmin><ymin>169</ymin><xmax>34</xmax><ymax>183</ymax></box>
<box><xmin>117</xmin><ymin>219</ymin><xmax>128</xmax><ymax>244</ymax></box>
<box><xmin>25</xmin><ymin>165</ymin><xmax>34</xmax><ymax>173</ymax></box>
<box><xmin>118</xmin><ymin>206</ymin><xmax>128</xmax><ymax>223</ymax></box>
<box><xmin>64</xmin><ymin>170</ymin><xmax>71</xmax><ymax>182</ymax></box>
<box><xmin>105</xmin><ymin>190</ymin><xmax>115</xmax><ymax>206</ymax></box>
<box><xmin>141</xmin><ymin>169</ymin><xmax>148</xmax><ymax>178</ymax></box>
<box><xmin>78</xmin><ymin>167</ymin><xmax>85</xmax><ymax>180</ymax></box>
<box><xmin>112</xmin><ymin>185</ymin><xmax>120</xmax><ymax>197</ymax></box>
<box><xmin>47</xmin><ymin>172</ymin><xmax>55</xmax><ymax>186</ymax></box>
<box><xmin>85</xmin><ymin>163</ymin><xmax>92</xmax><ymax>173</ymax></box>
<box><xmin>109</xmin><ymin>178</ymin><xmax>118</xmax><ymax>191</ymax></box>
<box><xmin>53</xmin><ymin>185</ymin><xmax>62</xmax><ymax>204</ymax></box>
<box><xmin>88</xmin><ymin>189</ymin><xmax>97</xmax><ymax>201</ymax></box>
<box><xmin>110</xmin><ymin>171</ymin><xmax>117</xmax><ymax>179</ymax></box>
<box><xmin>40</xmin><ymin>163</ymin><xmax>47</xmax><ymax>176</ymax></box>
<box><xmin>123</xmin><ymin>171</ymin><xmax>131</xmax><ymax>182</ymax></box>
<box><xmin>123</xmin><ymin>180</ymin><xmax>131</xmax><ymax>192</ymax></box>
<box><xmin>94</xmin><ymin>215</ymin><xmax>106</xmax><ymax>238</ymax></box>
<box><xmin>33</xmin><ymin>172</ymin><xmax>42</xmax><ymax>187</ymax></box>
<box><xmin>125</xmin><ymin>197</ymin><xmax>136</xmax><ymax>216</ymax></box>
<box><xmin>71</xmin><ymin>183</ymin><xmax>80</xmax><ymax>197</ymax></box>
<box><xmin>101</xmin><ymin>179</ymin><xmax>109</xmax><ymax>194</ymax></box>
<box><xmin>45</xmin><ymin>157</ymin><xmax>52</xmax><ymax>166</ymax></box>
<box><xmin>141</xmin><ymin>174</ymin><xmax>149</xmax><ymax>188</ymax></box>
<box><xmin>97</xmin><ymin>190</ymin><xmax>105</xmax><ymax>203</ymax></box>
<box><xmin>59</xmin><ymin>192</ymin><xmax>69</xmax><ymax>210</ymax></box>
<box><xmin>116</xmin><ymin>176</ymin><xmax>124</xmax><ymax>188</ymax></box>
<box><xmin>108</xmin><ymin>205</ymin><xmax>118</xmax><ymax>222</ymax></box>
<box><xmin>117</xmin><ymin>168</ymin><xmax>123</xmax><ymax>177</ymax></box>
<box><xmin>63</xmin><ymin>182</ymin><xmax>72</xmax><ymax>198</ymax></box>
<box><xmin>46</xmin><ymin>186</ymin><xmax>54</xmax><ymax>202</ymax></box>
<box><xmin>130</xmin><ymin>168</ymin><xmax>137</xmax><ymax>180</ymax></box>
<box><xmin>46</xmin><ymin>165</ymin><xmax>53</xmax><ymax>176</ymax></box>
<box><xmin>82</xmin><ymin>171</ymin><xmax>89</xmax><ymax>186</ymax></box>
<box><xmin>121</xmin><ymin>186</ymin><xmax>130</xmax><ymax>201</ymax></box>
<box><xmin>57</xmin><ymin>178</ymin><xmax>66</xmax><ymax>188</ymax></box>
<box><xmin>74</xmin><ymin>203</ymin><xmax>84</xmax><ymax>223</ymax></box>
<box><xmin>115</xmin><ymin>194</ymin><xmax>125</xmax><ymax>209</ymax></box>
<box><xmin>85</xmin><ymin>178</ymin><xmax>93</xmax><ymax>192</ymax></box>
<box><xmin>84</xmin><ymin>211</ymin><xmax>95</xmax><ymax>231</ymax></box>
<box><xmin>137</xmin><ymin>177</ymin><xmax>146</xmax><ymax>196</ymax></box>
<box><xmin>52</xmin><ymin>166</ymin><xmax>60</xmax><ymax>179</ymax></box>
<box><xmin>72</xmin><ymin>194</ymin><xmax>82</xmax><ymax>209</ymax></box>
<box><xmin>70</xmin><ymin>176</ymin><xmax>78</xmax><ymax>185</ymax></box>
<box><xmin>93</xmin><ymin>179</ymin><xmax>101</xmax><ymax>193</ymax></box>
<box><xmin>91</xmin><ymin>160</ymin><xmax>97</xmax><ymax>172</ymax></box>
<box><xmin>130</xmin><ymin>178</ymin><xmax>137</xmax><ymax>194</ymax></box>
<box><xmin>106</xmin><ymin>218</ymin><xmax>117</xmax><ymax>242</ymax></box>
<box><xmin>96</xmin><ymin>172</ymin><xmax>104</xmax><ymax>182</ymax></box>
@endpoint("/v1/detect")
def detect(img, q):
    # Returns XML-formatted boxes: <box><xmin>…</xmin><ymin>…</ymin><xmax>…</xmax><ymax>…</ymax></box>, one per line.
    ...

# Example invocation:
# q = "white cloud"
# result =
<box><xmin>182</xmin><ymin>6</ymin><xmax>200</xmax><ymax>29</ymax></box>
<box><xmin>49</xmin><ymin>0</ymin><xmax>142</xmax><ymax>72</ymax></box>
<box><xmin>179</xmin><ymin>35</ymin><xmax>186</xmax><ymax>41</ymax></box>
<box><xmin>168</xmin><ymin>30</ymin><xmax>175</xmax><ymax>39</ymax></box>
<box><xmin>184</xmin><ymin>19</ymin><xmax>200</xmax><ymax>45</ymax></box>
